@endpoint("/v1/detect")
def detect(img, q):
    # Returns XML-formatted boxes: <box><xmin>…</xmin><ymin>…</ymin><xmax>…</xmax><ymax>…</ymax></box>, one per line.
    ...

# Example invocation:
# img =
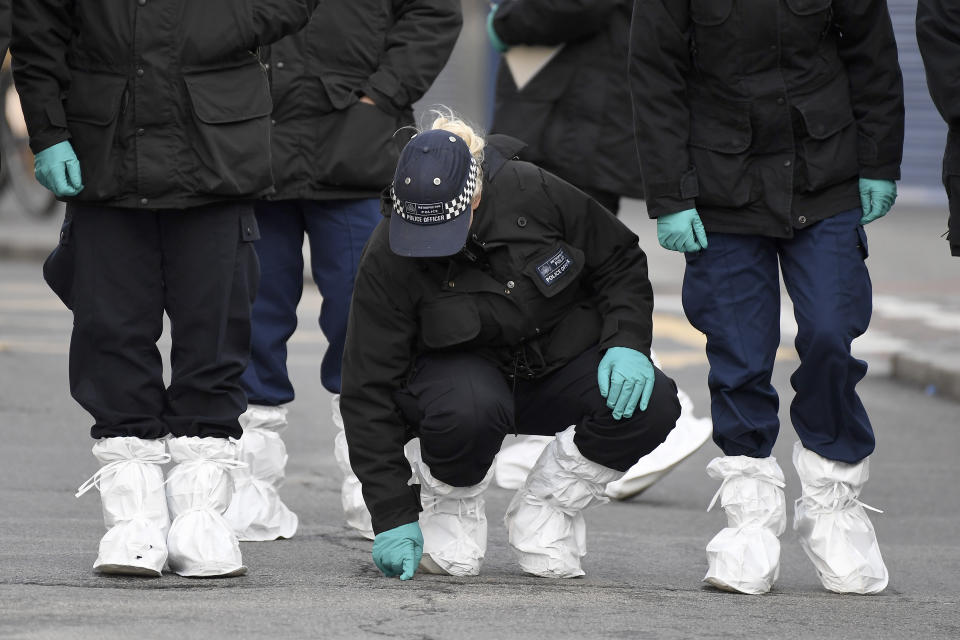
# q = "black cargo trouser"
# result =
<box><xmin>394</xmin><ymin>348</ymin><xmax>681</xmax><ymax>487</ymax></box>
<box><xmin>45</xmin><ymin>201</ymin><xmax>260</xmax><ymax>439</ymax></box>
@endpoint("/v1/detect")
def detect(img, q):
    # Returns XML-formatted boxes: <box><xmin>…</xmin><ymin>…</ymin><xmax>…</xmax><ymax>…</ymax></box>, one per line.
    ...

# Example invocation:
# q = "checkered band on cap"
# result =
<box><xmin>391</xmin><ymin>156</ymin><xmax>480</xmax><ymax>225</ymax></box>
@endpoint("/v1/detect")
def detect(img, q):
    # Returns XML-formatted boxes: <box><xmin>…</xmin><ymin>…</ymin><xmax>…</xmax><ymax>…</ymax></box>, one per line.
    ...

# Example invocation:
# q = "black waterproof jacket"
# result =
<box><xmin>629</xmin><ymin>0</ymin><xmax>904</xmax><ymax>237</ymax></box>
<box><xmin>917</xmin><ymin>0</ymin><xmax>960</xmax><ymax>256</ymax></box>
<box><xmin>490</xmin><ymin>0</ymin><xmax>642</xmax><ymax>199</ymax></box>
<box><xmin>265</xmin><ymin>0</ymin><xmax>462</xmax><ymax>201</ymax></box>
<box><xmin>340</xmin><ymin>135</ymin><xmax>654</xmax><ymax>534</ymax></box>
<box><xmin>11</xmin><ymin>0</ymin><xmax>318</xmax><ymax>209</ymax></box>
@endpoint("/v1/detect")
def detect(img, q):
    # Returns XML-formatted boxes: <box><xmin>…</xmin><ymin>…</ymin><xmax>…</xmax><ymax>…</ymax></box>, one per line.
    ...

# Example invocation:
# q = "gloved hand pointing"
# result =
<box><xmin>657</xmin><ymin>208</ymin><xmax>707</xmax><ymax>252</ymax></box>
<box><xmin>34</xmin><ymin>141</ymin><xmax>84</xmax><ymax>197</ymax></box>
<box><xmin>372</xmin><ymin>521</ymin><xmax>423</xmax><ymax>580</ymax></box>
<box><xmin>858</xmin><ymin>178</ymin><xmax>897</xmax><ymax>225</ymax></box>
<box><xmin>598</xmin><ymin>347</ymin><xmax>655</xmax><ymax>420</ymax></box>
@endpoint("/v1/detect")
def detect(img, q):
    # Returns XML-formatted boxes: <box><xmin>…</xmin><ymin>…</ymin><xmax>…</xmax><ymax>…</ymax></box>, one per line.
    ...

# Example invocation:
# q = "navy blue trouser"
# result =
<box><xmin>241</xmin><ymin>198</ymin><xmax>381</xmax><ymax>402</ymax></box>
<box><xmin>681</xmin><ymin>208</ymin><xmax>875</xmax><ymax>464</ymax></box>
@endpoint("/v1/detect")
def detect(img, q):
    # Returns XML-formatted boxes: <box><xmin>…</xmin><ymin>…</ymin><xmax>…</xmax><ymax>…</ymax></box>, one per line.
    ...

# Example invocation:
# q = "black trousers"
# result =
<box><xmin>395</xmin><ymin>348</ymin><xmax>681</xmax><ymax>487</ymax></box>
<box><xmin>45</xmin><ymin>202</ymin><xmax>260</xmax><ymax>439</ymax></box>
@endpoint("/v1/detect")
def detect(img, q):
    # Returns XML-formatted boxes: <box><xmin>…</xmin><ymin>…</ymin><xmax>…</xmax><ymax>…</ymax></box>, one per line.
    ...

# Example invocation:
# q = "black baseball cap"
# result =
<box><xmin>389</xmin><ymin>129</ymin><xmax>481</xmax><ymax>258</ymax></box>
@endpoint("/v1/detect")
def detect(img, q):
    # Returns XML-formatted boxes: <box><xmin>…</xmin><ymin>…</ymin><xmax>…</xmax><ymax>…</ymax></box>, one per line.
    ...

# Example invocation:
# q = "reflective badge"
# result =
<box><xmin>536</xmin><ymin>247</ymin><xmax>574</xmax><ymax>286</ymax></box>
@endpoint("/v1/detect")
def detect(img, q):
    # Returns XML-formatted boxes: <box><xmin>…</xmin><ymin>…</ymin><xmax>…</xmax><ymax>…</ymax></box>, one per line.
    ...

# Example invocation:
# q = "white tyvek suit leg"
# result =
<box><xmin>331</xmin><ymin>394</ymin><xmax>375</xmax><ymax>540</ymax></box>
<box><xmin>792</xmin><ymin>441</ymin><xmax>888</xmax><ymax>594</ymax></box>
<box><xmin>223</xmin><ymin>405</ymin><xmax>299</xmax><ymax>541</ymax></box>
<box><xmin>76</xmin><ymin>437</ymin><xmax>171</xmax><ymax>577</ymax></box>
<box><xmin>703</xmin><ymin>455</ymin><xmax>786</xmax><ymax>594</ymax></box>
<box><xmin>406</xmin><ymin>439</ymin><xmax>493</xmax><ymax>576</ymax></box>
<box><xmin>165</xmin><ymin>437</ymin><xmax>246</xmax><ymax>577</ymax></box>
<box><xmin>505</xmin><ymin>425</ymin><xmax>624</xmax><ymax>578</ymax></box>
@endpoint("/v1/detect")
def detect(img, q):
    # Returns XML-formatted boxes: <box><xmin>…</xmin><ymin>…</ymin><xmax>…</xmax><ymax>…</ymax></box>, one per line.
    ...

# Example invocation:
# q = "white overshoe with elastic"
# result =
<box><xmin>224</xmin><ymin>405</ymin><xmax>299</xmax><ymax>541</ymax></box>
<box><xmin>166</xmin><ymin>437</ymin><xmax>246</xmax><ymax>577</ymax></box>
<box><xmin>331</xmin><ymin>394</ymin><xmax>375</xmax><ymax>540</ymax></box>
<box><xmin>792</xmin><ymin>441</ymin><xmax>888</xmax><ymax>594</ymax></box>
<box><xmin>408</xmin><ymin>440</ymin><xmax>493</xmax><ymax>576</ymax></box>
<box><xmin>703</xmin><ymin>455</ymin><xmax>786</xmax><ymax>595</ymax></box>
<box><xmin>505</xmin><ymin>425</ymin><xmax>624</xmax><ymax>578</ymax></box>
<box><xmin>76</xmin><ymin>437</ymin><xmax>171</xmax><ymax>577</ymax></box>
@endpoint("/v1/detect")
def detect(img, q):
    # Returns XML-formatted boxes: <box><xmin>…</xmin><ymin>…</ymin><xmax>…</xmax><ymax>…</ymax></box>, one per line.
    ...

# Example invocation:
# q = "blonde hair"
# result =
<box><xmin>419</xmin><ymin>107</ymin><xmax>486</xmax><ymax>164</ymax></box>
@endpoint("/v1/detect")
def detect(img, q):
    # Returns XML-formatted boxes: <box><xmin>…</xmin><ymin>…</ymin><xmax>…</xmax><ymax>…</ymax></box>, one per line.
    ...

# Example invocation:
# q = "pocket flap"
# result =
<box><xmin>785</xmin><ymin>0</ymin><xmax>832</xmax><ymax>16</ymax></box>
<box><xmin>65</xmin><ymin>70</ymin><xmax>128</xmax><ymax>126</ymax></box>
<box><xmin>184</xmin><ymin>64</ymin><xmax>272</xmax><ymax>124</ymax></box>
<box><xmin>794</xmin><ymin>90</ymin><xmax>855</xmax><ymax>140</ymax></box>
<box><xmin>689</xmin><ymin>101</ymin><xmax>752</xmax><ymax>153</ymax></box>
<box><xmin>522</xmin><ymin>242</ymin><xmax>585</xmax><ymax>298</ymax></box>
<box><xmin>690</xmin><ymin>0</ymin><xmax>734</xmax><ymax>25</ymax></box>
<box><xmin>419</xmin><ymin>297</ymin><xmax>482</xmax><ymax>349</ymax></box>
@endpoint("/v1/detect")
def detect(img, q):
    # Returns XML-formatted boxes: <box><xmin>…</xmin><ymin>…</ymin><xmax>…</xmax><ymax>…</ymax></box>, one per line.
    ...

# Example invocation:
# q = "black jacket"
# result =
<box><xmin>11</xmin><ymin>0</ymin><xmax>318</xmax><ymax>209</ymax></box>
<box><xmin>265</xmin><ymin>0</ymin><xmax>462</xmax><ymax>201</ymax></box>
<box><xmin>490</xmin><ymin>0</ymin><xmax>642</xmax><ymax>199</ymax></box>
<box><xmin>0</xmin><ymin>0</ymin><xmax>9</xmax><ymax>62</ymax></box>
<box><xmin>629</xmin><ymin>0</ymin><xmax>904</xmax><ymax>237</ymax></box>
<box><xmin>340</xmin><ymin>135</ymin><xmax>654</xmax><ymax>534</ymax></box>
<box><xmin>917</xmin><ymin>0</ymin><xmax>960</xmax><ymax>256</ymax></box>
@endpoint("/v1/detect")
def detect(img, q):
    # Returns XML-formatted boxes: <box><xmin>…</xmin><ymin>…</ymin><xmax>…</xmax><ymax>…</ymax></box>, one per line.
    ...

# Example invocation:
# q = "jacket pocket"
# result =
<box><xmin>316</xmin><ymin>101</ymin><xmax>406</xmax><ymax>190</ymax></box>
<box><xmin>64</xmin><ymin>70</ymin><xmax>128</xmax><ymax>201</ymax></box>
<box><xmin>784</xmin><ymin>0</ymin><xmax>832</xmax><ymax>15</ymax></box>
<box><xmin>183</xmin><ymin>63</ymin><xmax>274</xmax><ymax>196</ymax></box>
<box><xmin>690</xmin><ymin>0</ymin><xmax>734</xmax><ymax>25</ymax></box>
<box><xmin>522</xmin><ymin>242</ymin><xmax>585</xmax><ymax>299</ymax></box>
<box><xmin>419</xmin><ymin>297</ymin><xmax>483</xmax><ymax>350</ymax></box>
<box><xmin>688</xmin><ymin>100</ymin><xmax>756</xmax><ymax>208</ymax></box>
<box><xmin>793</xmin><ymin>76</ymin><xmax>860</xmax><ymax>192</ymax></box>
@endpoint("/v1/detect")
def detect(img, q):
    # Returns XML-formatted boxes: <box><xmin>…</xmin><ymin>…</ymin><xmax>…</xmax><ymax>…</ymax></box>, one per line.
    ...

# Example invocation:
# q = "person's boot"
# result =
<box><xmin>223</xmin><ymin>405</ymin><xmax>299</xmax><ymax>541</ymax></box>
<box><xmin>504</xmin><ymin>425</ymin><xmax>623</xmax><ymax>578</ymax></box>
<box><xmin>703</xmin><ymin>455</ymin><xmax>786</xmax><ymax>594</ymax></box>
<box><xmin>331</xmin><ymin>394</ymin><xmax>375</xmax><ymax>540</ymax></box>
<box><xmin>406</xmin><ymin>440</ymin><xmax>492</xmax><ymax>576</ymax></box>
<box><xmin>76</xmin><ymin>437</ymin><xmax>171</xmax><ymax>577</ymax></box>
<box><xmin>165</xmin><ymin>437</ymin><xmax>246</xmax><ymax>577</ymax></box>
<box><xmin>792</xmin><ymin>441</ymin><xmax>888</xmax><ymax>594</ymax></box>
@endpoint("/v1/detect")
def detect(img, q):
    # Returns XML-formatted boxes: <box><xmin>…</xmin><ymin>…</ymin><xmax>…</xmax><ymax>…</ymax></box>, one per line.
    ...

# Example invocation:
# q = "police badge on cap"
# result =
<box><xmin>389</xmin><ymin>129</ymin><xmax>481</xmax><ymax>258</ymax></box>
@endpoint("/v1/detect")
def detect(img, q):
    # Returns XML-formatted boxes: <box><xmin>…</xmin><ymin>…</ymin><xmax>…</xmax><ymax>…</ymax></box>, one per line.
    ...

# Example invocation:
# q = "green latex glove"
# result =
<box><xmin>597</xmin><ymin>347</ymin><xmax>656</xmax><ymax>419</ymax></box>
<box><xmin>486</xmin><ymin>5</ymin><xmax>508</xmax><ymax>53</ymax></box>
<box><xmin>657</xmin><ymin>208</ymin><xmax>707</xmax><ymax>252</ymax></box>
<box><xmin>34</xmin><ymin>141</ymin><xmax>84</xmax><ymax>197</ymax></box>
<box><xmin>859</xmin><ymin>178</ymin><xmax>897</xmax><ymax>225</ymax></box>
<box><xmin>372</xmin><ymin>521</ymin><xmax>423</xmax><ymax>580</ymax></box>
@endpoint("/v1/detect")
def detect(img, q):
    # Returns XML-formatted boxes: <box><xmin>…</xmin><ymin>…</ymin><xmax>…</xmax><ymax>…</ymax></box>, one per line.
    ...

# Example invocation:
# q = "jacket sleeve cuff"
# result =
<box><xmin>644</xmin><ymin>167</ymin><xmax>699</xmax><ymax>218</ymax></box>
<box><xmin>362</xmin><ymin>72</ymin><xmax>406</xmax><ymax>115</ymax></box>
<box><xmin>599</xmin><ymin>319</ymin><xmax>653</xmax><ymax>358</ymax></box>
<box><xmin>369</xmin><ymin>486</ymin><xmax>422</xmax><ymax>536</ymax></box>
<box><xmin>859</xmin><ymin>165</ymin><xmax>901</xmax><ymax>181</ymax></box>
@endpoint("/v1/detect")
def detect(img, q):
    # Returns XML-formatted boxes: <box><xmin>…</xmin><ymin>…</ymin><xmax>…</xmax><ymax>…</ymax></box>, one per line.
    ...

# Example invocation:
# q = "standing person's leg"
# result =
<box><xmin>229</xmin><ymin>200</ymin><xmax>305</xmax><ymax>541</ymax></box>
<box><xmin>304</xmin><ymin>197</ymin><xmax>382</xmax><ymax>394</ymax></box>
<box><xmin>394</xmin><ymin>352</ymin><xmax>515</xmax><ymax>576</ymax></box>
<box><xmin>67</xmin><ymin>204</ymin><xmax>172</xmax><ymax>577</ymax></box>
<box><xmin>682</xmin><ymin>233</ymin><xmax>787</xmax><ymax>595</ymax></box>
<box><xmin>304</xmin><ymin>198</ymin><xmax>383</xmax><ymax>539</ymax></box>
<box><xmin>779</xmin><ymin>207</ymin><xmax>887</xmax><ymax>594</ymax></box>
<box><xmin>507</xmin><ymin>347</ymin><xmax>681</xmax><ymax>578</ymax></box>
<box><xmin>160</xmin><ymin>202</ymin><xmax>259</xmax><ymax>577</ymax></box>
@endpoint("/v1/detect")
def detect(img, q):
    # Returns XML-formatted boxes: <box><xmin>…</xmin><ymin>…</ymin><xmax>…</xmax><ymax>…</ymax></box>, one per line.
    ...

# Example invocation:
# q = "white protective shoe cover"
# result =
<box><xmin>792</xmin><ymin>441</ymin><xmax>889</xmax><ymax>594</ymax></box>
<box><xmin>331</xmin><ymin>394</ymin><xmax>375</xmax><ymax>540</ymax></box>
<box><xmin>76</xmin><ymin>437</ymin><xmax>171</xmax><ymax>577</ymax></box>
<box><xmin>505</xmin><ymin>425</ymin><xmax>624</xmax><ymax>578</ymax></box>
<box><xmin>407</xmin><ymin>439</ymin><xmax>493</xmax><ymax>576</ymax></box>
<box><xmin>223</xmin><ymin>405</ymin><xmax>299</xmax><ymax>541</ymax></box>
<box><xmin>493</xmin><ymin>435</ymin><xmax>554</xmax><ymax>491</ymax></box>
<box><xmin>703</xmin><ymin>455</ymin><xmax>787</xmax><ymax>595</ymax></box>
<box><xmin>166</xmin><ymin>437</ymin><xmax>246</xmax><ymax>577</ymax></box>
<box><xmin>605</xmin><ymin>388</ymin><xmax>712</xmax><ymax>500</ymax></box>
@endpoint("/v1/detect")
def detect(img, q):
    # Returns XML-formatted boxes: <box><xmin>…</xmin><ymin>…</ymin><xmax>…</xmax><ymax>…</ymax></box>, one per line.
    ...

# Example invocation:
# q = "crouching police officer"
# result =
<box><xmin>630</xmin><ymin>0</ymin><xmax>904</xmax><ymax>595</ymax></box>
<box><xmin>340</xmin><ymin>113</ymin><xmax>682</xmax><ymax>581</ymax></box>
<box><xmin>11</xmin><ymin>0</ymin><xmax>318</xmax><ymax>577</ymax></box>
